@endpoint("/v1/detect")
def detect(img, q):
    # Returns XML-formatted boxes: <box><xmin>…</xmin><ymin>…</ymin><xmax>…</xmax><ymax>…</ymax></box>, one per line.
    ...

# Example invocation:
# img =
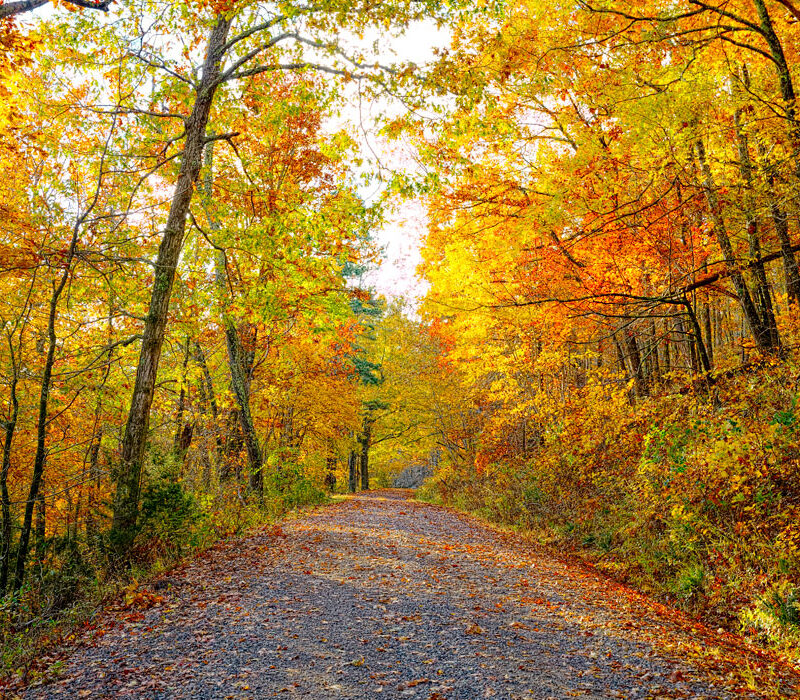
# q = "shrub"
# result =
<box><xmin>135</xmin><ymin>480</ymin><xmax>200</xmax><ymax>561</ymax></box>
<box><xmin>263</xmin><ymin>460</ymin><xmax>327</xmax><ymax>514</ymax></box>
<box><xmin>422</xmin><ymin>361</ymin><xmax>800</xmax><ymax>653</ymax></box>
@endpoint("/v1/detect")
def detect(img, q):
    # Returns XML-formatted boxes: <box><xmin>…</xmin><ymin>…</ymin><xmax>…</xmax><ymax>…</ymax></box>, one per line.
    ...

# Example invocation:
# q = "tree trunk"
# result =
<box><xmin>734</xmin><ymin>95</ymin><xmax>780</xmax><ymax>347</ymax></box>
<box><xmin>223</xmin><ymin>408</ymin><xmax>244</xmax><ymax>480</ymax></box>
<box><xmin>85</xmin><ymin>428</ymin><xmax>102</xmax><ymax>543</ymax></box>
<box><xmin>223</xmin><ymin>319</ymin><xmax>263</xmax><ymax>492</ymax></box>
<box><xmin>0</xmin><ymin>343</ymin><xmax>19</xmax><ymax>592</ymax></box>
<box><xmin>749</xmin><ymin>0</ymin><xmax>800</xmax><ymax>306</ymax></box>
<box><xmin>751</xmin><ymin>0</ymin><xmax>800</xmax><ymax>160</ymax></box>
<box><xmin>359</xmin><ymin>446</ymin><xmax>369</xmax><ymax>491</ymax></box>
<box><xmin>192</xmin><ymin>343</ymin><xmax>217</xmax><ymax>488</ymax></box>
<box><xmin>695</xmin><ymin>138</ymin><xmax>778</xmax><ymax>354</ymax></box>
<box><xmin>86</xmin><ymin>321</ymin><xmax>113</xmax><ymax>544</ymax></box>
<box><xmin>613</xmin><ymin>333</ymin><xmax>628</xmax><ymax>379</ymax></box>
<box><xmin>193</xmin><ymin>341</ymin><xmax>219</xmax><ymax>421</ymax></box>
<box><xmin>14</xmin><ymin>217</ymin><xmax>80</xmax><ymax>590</ymax></box>
<box><xmin>769</xmin><ymin>199</ymin><xmax>800</xmax><ymax>308</ymax></box>
<box><xmin>758</xmin><ymin>142</ymin><xmax>800</xmax><ymax>308</ymax></box>
<box><xmin>35</xmin><ymin>489</ymin><xmax>45</xmax><ymax>560</ymax></box>
<box><xmin>325</xmin><ymin>454</ymin><xmax>337</xmax><ymax>493</ymax></box>
<box><xmin>348</xmin><ymin>450</ymin><xmax>358</xmax><ymax>493</ymax></box>
<box><xmin>203</xmin><ymin>140</ymin><xmax>263</xmax><ymax>494</ymax></box>
<box><xmin>173</xmin><ymin>337</ymin><xmax>192</xmax><ymax>459</ymax></box>
<box><xmin>359</xmin><ymin>417</ymin><xmax>372</xmax><ymax>491</ymax></box>
<box><xmin>112</xmin><ymin>16</ymin><xmax>232</xmax><ymax>556</ymax></box>
<box><xmin>683</xmin><ymin>300</ymin><xmax>713</xmax><ymax>375</ymax></box>
<box><xmin>703</xmin><ymin>302</ymin><xmax>714</xmax><ymax>368</ymax></box>
<box><xmin>648</xmin><ymin>318</ymin><xmax>660</xmax><ymax>382</ymax></box>
<box><xmin>674</xmin><ymin>315</ymin><xmax>695</xmax><ymax>370</ymax></box>
<box><xmin>193</xmin><ymin>339</ymin><xmax>224</xmax><ymax>479</ymax></box>
<box><xmin>623</xmin><ymin>329</ymin><xmax>648</xmax><ymax>397</ymax></box>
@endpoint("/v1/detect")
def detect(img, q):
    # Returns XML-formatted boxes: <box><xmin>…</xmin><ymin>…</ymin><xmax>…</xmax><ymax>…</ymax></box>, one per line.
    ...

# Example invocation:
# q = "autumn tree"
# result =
<box><xmin>82</xmin><ymin>0</ymin><xmax>455</xmax><ymax>555</ymax></box>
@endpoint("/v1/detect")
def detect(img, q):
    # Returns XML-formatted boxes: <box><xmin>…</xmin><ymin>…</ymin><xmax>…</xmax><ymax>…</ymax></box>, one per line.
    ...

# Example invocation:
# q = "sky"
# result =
<box><xmin>364</xmin><ymin>195</ymin><xmax>430</xmax><ymax>304</ymax></box>
<box><xmin>22</xmin><ymin>3</ymin><xmax>447</xmax><ymax>304</ymax></box>
<box><xmin>338</xmin><ymin>20</ymin><xmax>450</xmax><ymax>304</ymax></box>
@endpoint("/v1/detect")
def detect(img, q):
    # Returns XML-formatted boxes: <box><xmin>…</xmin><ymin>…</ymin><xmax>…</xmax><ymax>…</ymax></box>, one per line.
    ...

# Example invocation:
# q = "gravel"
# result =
<box><xmin>23</xmin><ymin>490</ymin><xmax>748</xmax><ymax>699</ymax></box>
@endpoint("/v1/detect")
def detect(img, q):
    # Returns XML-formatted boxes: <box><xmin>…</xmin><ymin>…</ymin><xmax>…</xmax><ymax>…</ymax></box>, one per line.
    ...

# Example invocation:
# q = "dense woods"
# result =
<box><xmin>2</xmin><ymin>0</ymin><xmax>800</xmax><ymax>677</ymax></box>
<box><xmin>0</xmin><ymin>0</ymin><xmax>447</xmax><ymax>658</ymax></box>
<box><xmin>408</xmin><ymin>0</ymin><xmax>800</xmax><ymax>655</ymax></box>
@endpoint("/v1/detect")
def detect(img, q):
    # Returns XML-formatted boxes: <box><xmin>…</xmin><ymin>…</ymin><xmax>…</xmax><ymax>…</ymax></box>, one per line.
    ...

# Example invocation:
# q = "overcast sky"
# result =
<box><xmin>341</xmin><ymin>19</ymin><xmax>449</xmax><ymax>304</ymax></box>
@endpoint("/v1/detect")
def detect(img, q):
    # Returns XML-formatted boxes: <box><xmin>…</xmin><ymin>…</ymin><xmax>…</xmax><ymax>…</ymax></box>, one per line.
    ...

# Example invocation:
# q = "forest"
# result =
<box><xmin>1</xmin><ymin>0</ymin><xmax>800</xmax><ymax>681</ymax></box>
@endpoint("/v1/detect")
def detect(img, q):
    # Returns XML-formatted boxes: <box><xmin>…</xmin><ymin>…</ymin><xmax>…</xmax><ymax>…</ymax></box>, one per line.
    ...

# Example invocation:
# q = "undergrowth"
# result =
<box><xmin>0</xmin><ymin>452</ymin><xmax>328</xmax><ymax>687</ymax></box>
<box><xmin>418</xmin><ymin>359</ymin><xmax>800</xmax><ymax>663</ymax></box>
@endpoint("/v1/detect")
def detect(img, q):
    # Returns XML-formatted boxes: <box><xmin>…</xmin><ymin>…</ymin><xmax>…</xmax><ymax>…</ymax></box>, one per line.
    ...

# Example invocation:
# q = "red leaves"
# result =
<box><xmin>269</xmin><ymin>524</ymin><xmax>287</xmax><ymax>539</ymax></box>
<box><xmin>122</xmin><ymin>583</ymin><xmax>163</xmax><ymax>611</ymax></box>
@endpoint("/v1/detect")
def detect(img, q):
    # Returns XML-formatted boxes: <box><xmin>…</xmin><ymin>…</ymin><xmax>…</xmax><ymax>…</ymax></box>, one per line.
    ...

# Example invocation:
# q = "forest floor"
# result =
<box><xmin>14</xmin><ymin>490</ymin><xmax>800</xmax><ymax>699</ymax></box>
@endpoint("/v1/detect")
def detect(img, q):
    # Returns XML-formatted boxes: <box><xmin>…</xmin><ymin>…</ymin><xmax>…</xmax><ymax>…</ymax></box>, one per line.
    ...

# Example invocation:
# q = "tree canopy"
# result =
<box><xmin>2</xmin><ymin>0</ymin><xmax>800</xmax><ymax>669</ymax></box>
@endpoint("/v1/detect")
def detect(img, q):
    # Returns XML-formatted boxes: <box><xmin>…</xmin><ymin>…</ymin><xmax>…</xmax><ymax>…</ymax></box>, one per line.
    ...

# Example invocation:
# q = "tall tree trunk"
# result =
<box><xmin>85</xmin><ymin>428</ymin><xmax>102</xmax><ymax>543</ymax></box>
<box><xmin>193</xmin><ymin>339</ymin><xmax>224</xmax><ymax>477</ymax></box>
<box><xmin>648</xmin><ymin>318</ymin><xmax>660</xmax><ymax>382</ymax></box>
<box><xmin>223</xmin><ymin>408</ymin><xmax>244</xmax><ymax>480</ymax></box>
<box><xmin>751</xmin><ymin>0</ymin><xmax>800</xmax><ymax>160</ymax></box>
<box><xmin>35</xmin><ymin>489</ymin><xmax>45</xmax><ymax>560</ymax></box>
<box><xmin>173</xmin><ymin>337</ymin><xmax>191</xmax><ymax>458</ymax></box>
<box><xmin>613</xmin><ymin>332</ymin><xmax>628</xmax><ymax>378</ymax></box>
<box><xmin>112</xmin><ymin>16</ymin><xmax>232</xmax><ymax>555</ymax></box>
<box><xmin>695</xmin><ymin>138</ymin><xmax>778</xmax><ymax>354</ymax></box>
<box><xmin>758</xmin><ymin>142</ymin><xmax>800</xmax><ymax>308</ymax></box>
<box><xmin>703</xmin><ymin>302</ymin><xmax>714</xmax><ymax>368</ymax></box>
<box><xmin>223</xmin><ymin>319</ymin><xmax>262</xmax><ymax>492</ymax></box>
<box><xmin>14</xmin><ymin>215</ymin><xmax>80</xmax><ymax>590</ymax></box>
<box><xmin>769</xmin><ymin>197</ymin><xmax>800</xmax><ymax>309</ymax></box>
<box><xmin>0</xmin><ymin>340</ymin><xmax>19</xmax><ymax>592</ymax></box>
<box><xmin>86</xmin><ymin>315</ymin><xmax>113</xmax><ymax>544</ymax></box>
<box><xmin>348</xmin><ymin>450</ymin><xmax>358</xmax><ymax>493</ymax></box>
<box><xmin>623</xmin><ymin>329</ymin><xmax>648</xmax><ymax>397</ymax></box>
<box><xmin>359</xmin><ymin>416</ymin><xmax>372</xmax><ymax>491</ymax></box>
<box><xmin>683</xmin><ymin>299</ymin><xmax>713</xmax><ymax>375</ymax></box>
<box><xmin>203</xmin><ymin>140</ymin><xmax>263</xmax><ymax>493</ymax></box>
<box><xmin>193</xmin><ymin>341</ymin><xmax>219</xmax><ymax>421</ymax></box>
<box><xmin>674</xmin><ymin>315</ymin><xmax>696</xmax><ymax>371</ymax></box>
<box><xmin>359</xmin><ymin>444</ymin><xmax>370</xmax><ymax>491</ymax></box>
<box><xmin>192</xmin><ymin>343</ymin><xmax>217</xmax><ymax>488</ymax></box>
<box><xmin>734</xmin><ymin>93</ymin><xmax>780</xmax><ymax>347</ymax></box>
<box><xmin>325</xmin><ymin>454</ymin><xmax>337</xmax><ymax>493</ymax></box>
<box><xmin>749</xmin><ymin>0</ymin><xmax>800</xmax><ymax>306</ymax></box>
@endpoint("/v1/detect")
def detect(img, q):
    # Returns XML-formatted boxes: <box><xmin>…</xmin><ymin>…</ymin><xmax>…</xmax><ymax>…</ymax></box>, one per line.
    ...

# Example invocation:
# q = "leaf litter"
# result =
<box><xmin>15</xmin><ymin>489</ymin><xmax>800</xmax><ymax>699</ymax></box>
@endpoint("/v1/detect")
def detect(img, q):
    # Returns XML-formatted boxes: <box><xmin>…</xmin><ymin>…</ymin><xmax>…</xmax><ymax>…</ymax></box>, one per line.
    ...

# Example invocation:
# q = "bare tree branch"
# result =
<box><xmin>0</xmin><ymin>0</ymin><xmax>112</xmax><ymax>19</ymax></box>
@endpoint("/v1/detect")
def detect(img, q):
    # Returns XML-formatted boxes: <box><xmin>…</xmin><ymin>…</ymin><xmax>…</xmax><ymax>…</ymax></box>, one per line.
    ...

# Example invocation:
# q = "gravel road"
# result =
<box><xmin>21</xmin><ymin>490</ymin><xmax>787</xmax><ymax>698</ymax></box>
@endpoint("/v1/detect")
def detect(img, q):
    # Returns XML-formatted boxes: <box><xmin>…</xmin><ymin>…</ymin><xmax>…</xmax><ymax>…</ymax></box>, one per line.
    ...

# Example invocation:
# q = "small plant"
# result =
<box><xmin>771</xmin><ymin>396</ymin><xmax>797</xmax><ymax>431</ymax></box>
<box><xmin>740</xmin><ymin>582</ymin><xmax>800</xmax><ymax>644</ymax></box>
<box><xmin>672</xmin><ymin>564</ymin><xmax>706</xmax><ymax>602</ymax></box>
<box><xmin>597</xmin><ymin>530</ymin><xmax>615</xmax><ymax>553</ymax></box>
<box><xmin>766</xmin><ymin>586</ymin><xmax>800</xmax><ymax>628</ymax></box>
<box><xmin>263</xmin><ymin>461</ymin><xmax>327</xmax><ymax>514</ymax></box>
<box><xmin>136</xmin><ymin>480</ymin><xmax>200</xmax><ymax>559</ymax></box>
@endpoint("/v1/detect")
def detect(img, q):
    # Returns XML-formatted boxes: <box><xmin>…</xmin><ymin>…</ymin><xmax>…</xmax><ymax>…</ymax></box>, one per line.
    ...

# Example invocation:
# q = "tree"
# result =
<box><xmin>0</xmin><ymin>0</ymin><xmax>112</xmax><ymax>21</ymax></box>
<box><xmin>107</xmin><ymin>0</ymin><xmax>446</xmax><ymax>554</ymax></box>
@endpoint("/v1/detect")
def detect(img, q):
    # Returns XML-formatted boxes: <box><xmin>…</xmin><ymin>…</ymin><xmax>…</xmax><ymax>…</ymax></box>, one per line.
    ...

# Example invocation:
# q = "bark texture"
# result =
<box><xmin>695</xmin><ymin>138</ymin><xmax>779</xmax><ymax>354</ymax></box>
<box><xmin>112</xmin><ymin>16</ymin><xmax>232</xmax><ymax>555</ymax></box>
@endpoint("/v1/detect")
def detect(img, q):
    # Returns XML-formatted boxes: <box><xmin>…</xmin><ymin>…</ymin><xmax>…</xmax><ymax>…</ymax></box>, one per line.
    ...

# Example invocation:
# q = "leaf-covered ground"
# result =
<box><xmin>19</xmin><ymin>490</ymin><xmax>800</xmax><ymax>698</ymax></box>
